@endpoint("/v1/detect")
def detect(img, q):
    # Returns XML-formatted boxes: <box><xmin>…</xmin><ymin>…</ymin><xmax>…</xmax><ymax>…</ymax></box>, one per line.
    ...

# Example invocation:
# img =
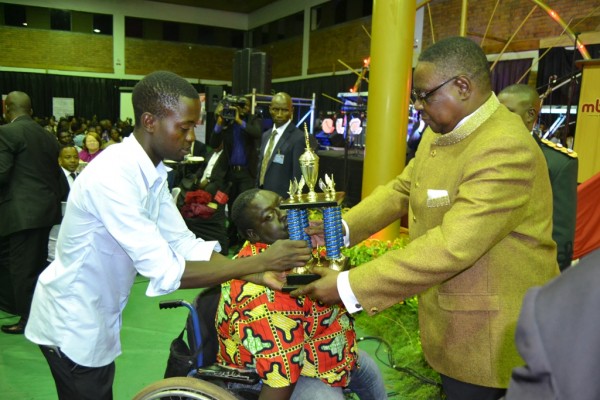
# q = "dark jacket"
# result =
<box><xmin>0</xmin><ymin>115</ymin><xmax>63</xmax><ymax>236</ymax></box>
<box><xmin>209</xmin><ymin>116</ymin><xmax>262</xmax><ymax>178</ymax></box>
<box><xmin>534</xmin><ymin>135</ymin><xmax>578</xmax><ymax>270</ymax></box>
<box><xmin>507</xmin><ymin>247</ymin><xmax>600</xmax><ymax>400</ymax></box>
<box><xmin>257</xmin><ymin>123</ymin><xmax>318</xmax><ymax>198</ymax></box>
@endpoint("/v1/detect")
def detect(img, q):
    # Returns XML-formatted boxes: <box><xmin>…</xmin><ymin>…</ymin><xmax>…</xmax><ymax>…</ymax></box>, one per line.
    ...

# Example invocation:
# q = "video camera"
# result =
<box><xmin>219</xmin><ymin>95</ymin><xmax>247</xmax><ymax>121</ymax></box>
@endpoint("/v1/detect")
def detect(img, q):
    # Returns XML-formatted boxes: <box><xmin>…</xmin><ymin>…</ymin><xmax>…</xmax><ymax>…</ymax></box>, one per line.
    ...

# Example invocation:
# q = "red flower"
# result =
<box><xmin>184</xmin><ymin>190</ymin><xmax>212</xmax><ymax>205</ymax></box>
<box><xmin>180</xmin><ymin>203</ymin><xmax>215</xmax><ymax>219</ymax></box>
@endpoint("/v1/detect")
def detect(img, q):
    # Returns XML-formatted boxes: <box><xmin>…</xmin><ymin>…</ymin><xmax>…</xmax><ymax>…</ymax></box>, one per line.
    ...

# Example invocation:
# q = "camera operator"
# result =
<box><xmin>210</xmin><ymin>95</ymin><xmax>262</xmax><ymax>248</ymax></box>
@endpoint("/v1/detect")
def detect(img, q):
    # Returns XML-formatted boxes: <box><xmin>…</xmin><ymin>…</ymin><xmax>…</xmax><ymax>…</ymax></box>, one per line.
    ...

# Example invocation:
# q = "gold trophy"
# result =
<box><xmin>280</xmin><ymin>124</ymin><xmax>347</xmax><ymax>292</ymax></box>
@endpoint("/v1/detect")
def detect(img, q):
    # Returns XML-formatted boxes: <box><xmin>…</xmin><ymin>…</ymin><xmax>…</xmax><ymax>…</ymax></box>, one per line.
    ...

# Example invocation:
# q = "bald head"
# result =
<box><xmin>269</xmin><ymin>92</ymin><xmax>293</xmax><ymax>128</ymax></box>
<box><xmin>498</xmin><ymin>84</ymin><xmax>540</xmax><ymax>131</ymax></box>
<box><xmin>5</xmin><ymin>91</ymin><xmax>32</xmax><ymax>121</ymax></box>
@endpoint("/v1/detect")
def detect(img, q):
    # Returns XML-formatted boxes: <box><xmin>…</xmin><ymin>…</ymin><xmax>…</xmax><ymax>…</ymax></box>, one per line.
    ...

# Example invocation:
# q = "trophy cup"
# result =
<box><xmin>280</xmin><ymin>125</ymin><xmax>347</xmax><ymax>292</ymax></box>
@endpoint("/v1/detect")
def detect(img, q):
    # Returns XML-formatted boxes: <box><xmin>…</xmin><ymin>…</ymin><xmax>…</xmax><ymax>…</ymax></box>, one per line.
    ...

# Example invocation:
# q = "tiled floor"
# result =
<box><xmin>0</xmin><ymin>275</ymin><xmax>401</xmax><ymax>399</ymax></box>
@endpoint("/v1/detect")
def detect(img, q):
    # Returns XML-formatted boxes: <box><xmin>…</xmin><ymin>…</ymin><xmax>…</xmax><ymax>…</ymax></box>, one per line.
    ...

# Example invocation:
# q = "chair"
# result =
<box><xmin>171</xmin><ymin>187</ymin><xmax>182</xmax><ymax>205</ymax></box>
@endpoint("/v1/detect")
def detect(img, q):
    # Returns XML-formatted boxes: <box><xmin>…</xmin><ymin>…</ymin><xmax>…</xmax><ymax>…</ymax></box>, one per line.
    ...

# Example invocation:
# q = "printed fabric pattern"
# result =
<box><xmin>216</xmin><ymin>242</ymin><xmax>357</xmax><ymax>388</ymax></box>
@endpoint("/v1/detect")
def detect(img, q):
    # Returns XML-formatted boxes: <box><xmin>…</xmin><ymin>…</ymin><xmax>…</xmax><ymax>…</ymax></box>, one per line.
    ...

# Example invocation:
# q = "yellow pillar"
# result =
<box><xmin>363</xmin><ymin>0</ymin><xmax>415</xmax><ymax>241</ymax></box>
<box><xmin>460</xmin><ymin>0</ymin><xmax>468</xmax><ymax>36</ymax></box>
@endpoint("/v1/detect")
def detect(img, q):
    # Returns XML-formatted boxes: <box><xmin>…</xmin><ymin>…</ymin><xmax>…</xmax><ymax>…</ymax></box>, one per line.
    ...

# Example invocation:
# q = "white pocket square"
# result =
<box><xmin>427</xmin><ymin>189</ymin><xmax>450</xmax><ymax>207</ymax></box>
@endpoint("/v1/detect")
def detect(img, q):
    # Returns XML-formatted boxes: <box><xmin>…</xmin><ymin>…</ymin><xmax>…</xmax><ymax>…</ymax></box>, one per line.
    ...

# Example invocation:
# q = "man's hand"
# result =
<box><xmin>305</xmin><ymin>221</ymin><xmax>325</xmax><ymax>247</ymax></box>
<box><xmin>244</xmin><ymin>271</ymin><xmax>287</xmax><ymax>291</ymax></box>
<box><xmin>260</xmin><ymin>239</ymin><xmax>311</xmax><ymax>272</ymax></box>
<box><xmin>214</xmin><ymin>103</ymin><xmax>224</xmax><ymax>125</ymax></box>
<box><xmin>290</xmin><ymin>267</ymin><xmax>342</xmax><ymax>305</ymax></box>
<box><xmin>234</xmin><ymin>107</ymin><xmax>243</xmax><ymax>125</ymax></box>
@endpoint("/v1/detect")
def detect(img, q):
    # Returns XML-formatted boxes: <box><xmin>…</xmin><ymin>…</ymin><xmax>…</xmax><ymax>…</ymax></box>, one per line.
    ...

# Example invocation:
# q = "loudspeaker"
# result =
<box><xmin>232</xmin><ymin>48</ymin><xmax>272</xmax><ymax>96</ymax></box>
<box><xmin>250</xmin><ymin>52</ymin><xmax>272</xmax><ymax>95</ymax></box>
<box><xmin>205</xmin><ymin>85</ymin><xmax>223</xmax><ymax>113</ymax></box>
<box><xmin>232</xmin><ymin>48</ymin><xmax>252</xmax><ymax>95</ymax></box>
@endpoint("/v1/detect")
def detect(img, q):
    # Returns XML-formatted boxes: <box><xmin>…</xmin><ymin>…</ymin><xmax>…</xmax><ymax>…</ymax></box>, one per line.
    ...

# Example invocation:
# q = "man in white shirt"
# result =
<box><xmin>25</xmin><ymin>71</ymin><xmax>311</xmax><ymax>400</ymax></box>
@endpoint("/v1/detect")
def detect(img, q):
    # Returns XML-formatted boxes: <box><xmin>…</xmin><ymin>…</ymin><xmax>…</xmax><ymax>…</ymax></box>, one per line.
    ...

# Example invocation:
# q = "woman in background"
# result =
<box><xmin>79</xmin><ymin>131</ymin><xmax>103</xmax><ymax>162</ymax></box>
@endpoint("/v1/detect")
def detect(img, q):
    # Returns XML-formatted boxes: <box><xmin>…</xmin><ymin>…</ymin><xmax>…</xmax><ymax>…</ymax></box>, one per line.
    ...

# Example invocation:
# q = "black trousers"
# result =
<box><xmin>40</xmin><ymin>345</ymin><xmax>115</xmax><ymax>400</ymax></box>
<box><xmin>0</xmin><ymin>226</ymin><xmax>51</xmax><ymax>319</ymax></box>
<box><xmin>441</xmin><ymin>374</ymin><xmax>506</xmax><ymax>400</ymax></box>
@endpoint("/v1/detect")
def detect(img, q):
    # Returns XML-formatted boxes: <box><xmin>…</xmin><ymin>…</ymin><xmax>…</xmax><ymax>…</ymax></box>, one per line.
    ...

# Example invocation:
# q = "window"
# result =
<box><xmin>163</xmin><ymin>21</ymin><xmax>179</xmax><ymax>42</ymax></box>
<box><xmin>125</xmin><ymin>17</ymin><xmax>143</xmax><ymax>38</ymax></box>
<box><xmin>93</xmin><ymin>14</ymin><xmax>112</xmax><ymax>35</ymax></box>
<box><xmin>4</xmin><ymin>4</ymin><xmax>27</xmax><ymax>27</ymax></box>
<box><xmin>50</xmin><ymin>9</ymin><xmax>70</xmax><ymax>31</ymax></box>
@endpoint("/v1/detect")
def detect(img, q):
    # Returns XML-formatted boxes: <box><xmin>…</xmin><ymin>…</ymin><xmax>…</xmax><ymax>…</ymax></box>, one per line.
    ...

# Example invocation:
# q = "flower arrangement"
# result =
<box><xmin>180</xmin><ymin>190</ymin><xmax>217</xmax><ymax>219</ymax></box>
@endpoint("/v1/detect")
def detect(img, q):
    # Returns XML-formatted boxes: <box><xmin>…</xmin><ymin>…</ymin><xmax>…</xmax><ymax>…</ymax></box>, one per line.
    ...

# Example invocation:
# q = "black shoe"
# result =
<box><xmin>1</xmin><ymin>318</ymin><xmax>26</xmax><ymax>335</ymax></box>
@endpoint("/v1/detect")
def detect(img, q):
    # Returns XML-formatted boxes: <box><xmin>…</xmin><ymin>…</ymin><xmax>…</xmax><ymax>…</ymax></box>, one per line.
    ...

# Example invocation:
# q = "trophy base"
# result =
<box><xmin>281</xmin><ymin>273</ymin><xmax>320</xmax><ymax>293</ymax></box>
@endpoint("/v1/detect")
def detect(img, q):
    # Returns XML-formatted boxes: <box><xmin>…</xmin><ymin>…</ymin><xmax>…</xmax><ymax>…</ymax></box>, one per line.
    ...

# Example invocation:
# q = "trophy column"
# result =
<box><xmin>280</xmin><ymin>125</ymin><xmax>347</xmax><ymax>291</ymax></box>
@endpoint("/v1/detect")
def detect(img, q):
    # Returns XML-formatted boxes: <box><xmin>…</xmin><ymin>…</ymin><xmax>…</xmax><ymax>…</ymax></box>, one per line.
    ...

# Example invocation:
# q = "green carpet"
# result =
<box><xmin>0</xmin><ymin>275</ymin><xmax>408</xmax><ymax>399</ymax></box>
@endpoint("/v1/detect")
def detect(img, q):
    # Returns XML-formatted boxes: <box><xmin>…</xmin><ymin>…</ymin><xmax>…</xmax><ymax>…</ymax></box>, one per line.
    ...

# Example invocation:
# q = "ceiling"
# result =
<box><xmin>149</xmin><ymin>0</ymin><xmax>280</xmax><ymax>14</ymax></box>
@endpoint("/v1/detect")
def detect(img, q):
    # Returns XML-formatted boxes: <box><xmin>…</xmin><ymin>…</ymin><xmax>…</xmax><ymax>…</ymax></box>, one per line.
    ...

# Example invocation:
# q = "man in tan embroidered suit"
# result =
<box><xmin>294</xmin><ymin>37</ymin><xmax>559</xmax><ymax>400</ymax></box>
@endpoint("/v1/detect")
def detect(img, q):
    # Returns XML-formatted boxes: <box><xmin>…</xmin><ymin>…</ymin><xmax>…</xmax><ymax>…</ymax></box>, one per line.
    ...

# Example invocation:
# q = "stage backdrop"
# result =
<box><xmin>573</xmin><ymin>59</ymin><xmax>600</xmax><ymax>183</ymax></box>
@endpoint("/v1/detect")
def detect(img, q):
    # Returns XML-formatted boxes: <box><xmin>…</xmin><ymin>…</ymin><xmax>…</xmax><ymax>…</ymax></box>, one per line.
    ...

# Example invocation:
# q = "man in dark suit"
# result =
<box><xmin>258</xmin><ymin>92</ymin><xmax>316</xmax><ymax>198</ymax></box>
<box><xmin>506</xmin><ymin>246</ymin><xmax>600</xmax><ymax>399</ymax></box>
<box><xmin>498</xmin><ymin>84</ymin><xmax>578</xmax><ymax>271</ymax></box>
<box><xmin>0</xmin><ymin>91</ymin><xmax>63</xmax><ymax>334</ymax></box>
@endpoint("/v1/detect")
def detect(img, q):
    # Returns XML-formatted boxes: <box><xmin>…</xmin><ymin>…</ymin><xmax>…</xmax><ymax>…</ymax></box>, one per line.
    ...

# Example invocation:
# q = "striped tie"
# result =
<box><xmin>259</xmin><ymin>130</ymin><xmax>278</xmax><ymax>186</ymax></box>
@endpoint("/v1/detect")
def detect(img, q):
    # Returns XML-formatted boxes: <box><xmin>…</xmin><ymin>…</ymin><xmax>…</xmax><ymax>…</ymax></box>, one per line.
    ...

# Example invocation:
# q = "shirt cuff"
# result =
<box><xmin>213</xmin><ymin>124</ymin><xmax>222</xmax><ymax>133</ymax></box>
<box><xmin>341</xmin><ymin>219</ymin><xmax>350</xmax><ymax>247</ymax></box>
<box><xmin>337</xmin><ymin>271</ymin><xmax>362</xmax><ymax>313</ymax></box>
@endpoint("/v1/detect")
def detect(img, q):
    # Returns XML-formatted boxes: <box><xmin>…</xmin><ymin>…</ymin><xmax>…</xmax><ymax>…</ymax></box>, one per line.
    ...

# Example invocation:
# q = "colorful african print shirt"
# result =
<box><xmin>216</xmin><ymin>242</ymin><xmax>357</xmax><ymax>388</ymax></box>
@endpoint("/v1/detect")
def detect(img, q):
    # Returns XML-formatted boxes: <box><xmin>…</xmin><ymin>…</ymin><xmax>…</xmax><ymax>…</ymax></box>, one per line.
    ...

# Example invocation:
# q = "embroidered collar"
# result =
<box><xmin>237</xmin><ymin>241</ymin><xmax>269</xmax><ymax>258</ymax></box>
<box><xmin>433</xmin><ymin>93</ymin><xmax>500</xmax><ymax>146</ymax></box>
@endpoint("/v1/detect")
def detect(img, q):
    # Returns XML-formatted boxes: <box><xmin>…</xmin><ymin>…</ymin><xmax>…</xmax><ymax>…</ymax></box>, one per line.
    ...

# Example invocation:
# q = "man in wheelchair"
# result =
<box><xmin>215</xmin><ymin>189</ymin><xmax>386</xmax><ymax>400</ymax></box>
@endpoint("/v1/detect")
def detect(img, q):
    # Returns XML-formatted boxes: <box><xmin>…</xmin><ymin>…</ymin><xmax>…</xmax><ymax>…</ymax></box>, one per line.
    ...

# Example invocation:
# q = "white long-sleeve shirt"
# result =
<box><xmin>26</xmin><ymin>135</ymin><xmax>218</xmax><ymax>367</ymax></box>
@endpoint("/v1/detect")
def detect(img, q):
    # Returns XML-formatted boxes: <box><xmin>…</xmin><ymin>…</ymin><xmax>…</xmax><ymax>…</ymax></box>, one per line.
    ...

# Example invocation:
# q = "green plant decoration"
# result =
<box><xmin>342</xmin><ymin>237</ymin><xmax>443</xmax><ymax>399</ymax></box>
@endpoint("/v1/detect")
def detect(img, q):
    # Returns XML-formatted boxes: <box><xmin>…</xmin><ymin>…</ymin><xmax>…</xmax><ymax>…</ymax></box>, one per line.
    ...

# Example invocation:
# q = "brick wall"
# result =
<box><xmin>256</xmin><ymin>36</ymin><xmax>303</xmax><ymax>79</ymax></box>
<box><xmin>422</xmin><ymin>0</ymin><xmax>600</xmax><ymax>53</ymax></box>
<box><xmin>0</xmin><ymin>26</ymin><xmax>113</xmax><ymax>73</ymax></box>
<box><xmin>125</xmin><ymin>38</ymin><xmax>235</xmax><ymax>80</ymax></box>
<box><xmin>308</xmin><ymin>17</ymin><xmax>372</xmax><ymax>75</ymax></box>
<box><xmin>1</xmin><ymin>1</ymin><xmax>598</xmax><ymax>80</ymax></box>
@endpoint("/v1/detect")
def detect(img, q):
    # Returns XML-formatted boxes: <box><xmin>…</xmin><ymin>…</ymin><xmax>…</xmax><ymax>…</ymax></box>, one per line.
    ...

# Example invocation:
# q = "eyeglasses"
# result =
<box><xmin>411</xmin><ymin>75</ymin><xmax>460</xmax><ymax>104</ymax></box>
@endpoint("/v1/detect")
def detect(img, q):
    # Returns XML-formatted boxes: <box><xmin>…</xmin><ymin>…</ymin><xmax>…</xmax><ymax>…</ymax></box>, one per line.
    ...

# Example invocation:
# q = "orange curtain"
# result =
<box><xmin>573</xmin><ymin>171</ymin><xmax>600</xmax><ymax>259</ymax></box>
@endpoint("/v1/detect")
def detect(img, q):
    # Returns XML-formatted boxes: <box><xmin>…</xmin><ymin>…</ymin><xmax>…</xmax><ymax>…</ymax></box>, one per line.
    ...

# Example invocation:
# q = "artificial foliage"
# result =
<box><xmin>342</xmin><ymin>238</ymin><xmax>444</xmax><ymax>399</ymax></box>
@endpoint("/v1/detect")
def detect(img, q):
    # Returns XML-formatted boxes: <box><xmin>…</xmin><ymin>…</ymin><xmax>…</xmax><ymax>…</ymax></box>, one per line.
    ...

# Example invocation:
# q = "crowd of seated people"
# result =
<box><xmin>12</xmin><ymin>115</ymin><xmax>135</xmax><ymax>166</ymax></box>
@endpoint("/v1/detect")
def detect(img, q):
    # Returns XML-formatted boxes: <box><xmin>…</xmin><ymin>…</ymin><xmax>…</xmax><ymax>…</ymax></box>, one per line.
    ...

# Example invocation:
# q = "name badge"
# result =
<box><xmin>273</xmin><ymin>154</ymin><xmax>285</xmax><ymax>164</ymax></box>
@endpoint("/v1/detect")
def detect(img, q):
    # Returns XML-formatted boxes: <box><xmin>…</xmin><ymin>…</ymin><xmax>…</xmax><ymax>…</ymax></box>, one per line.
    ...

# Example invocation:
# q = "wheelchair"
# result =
<box><xmin>133</xmin><ymin>287</ymin><xmax>372</xmax><ymax>400</ymax></box>
<box><xmin>133</xmin><ymin>287</ymin><xmax>262</xmax><ymax>400</ymax></box>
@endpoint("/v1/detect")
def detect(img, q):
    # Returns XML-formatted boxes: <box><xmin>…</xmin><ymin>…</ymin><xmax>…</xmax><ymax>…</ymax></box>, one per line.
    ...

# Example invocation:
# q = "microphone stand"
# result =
<box><xmin>561</xmin><ymin>32</ymin><xmax>579</xmax><ymax>147</ymax></box>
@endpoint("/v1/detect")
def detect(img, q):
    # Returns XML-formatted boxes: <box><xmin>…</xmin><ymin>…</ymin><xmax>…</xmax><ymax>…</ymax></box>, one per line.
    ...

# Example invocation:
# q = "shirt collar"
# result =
<box><xmin>434</xmin><ymin>92</ymin><xmax>499</xmax><ymax>146</ymax></box>
<box><xmin>273</xmin><ymin>119</ymin><xmax>292</xmax><ymax>135</ymax></box>
<box><xmin>10</xmin><ymin>114</ymin><xmax>29</xmax><ymax>124</ymax></box>
<box><xmin>123</xmin><ymin>135</ymin><xmax>168</xmax><ymax>187</ymax></box>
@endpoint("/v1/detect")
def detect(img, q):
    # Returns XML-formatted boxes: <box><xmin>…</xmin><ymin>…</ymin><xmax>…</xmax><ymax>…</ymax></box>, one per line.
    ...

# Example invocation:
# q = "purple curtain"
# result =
<box><xmin>490</xmin><ymin>58</ymin><xmax>533</xmax><ymax>94</ymax></box>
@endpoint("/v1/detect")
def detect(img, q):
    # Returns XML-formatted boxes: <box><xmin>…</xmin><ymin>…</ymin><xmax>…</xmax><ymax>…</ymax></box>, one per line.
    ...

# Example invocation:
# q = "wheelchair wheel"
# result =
<box><xmin>133</xmin><ymin>377</ymin><xmax>238</xmax><ymax>400</ymax></box>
